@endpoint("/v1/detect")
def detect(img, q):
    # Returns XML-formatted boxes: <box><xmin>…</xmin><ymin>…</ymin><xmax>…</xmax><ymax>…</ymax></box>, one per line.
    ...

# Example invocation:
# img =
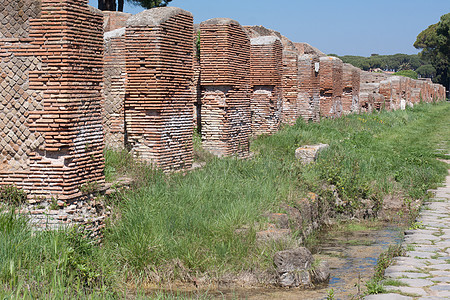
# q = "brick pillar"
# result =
<box><xmin>281</xmin><ymin>50</ymin><xmax>299</xmax><ymax>125</ymax></box>
<box><xmin>1</xmin><ymin>0</ymin><xmax>105</xmax><ymax>201</ymax></box>
<box><xmin>199</xmin><ymin>18</ymin><xmax>250</xmax><ymax>157</ymax></box>
<box><xmin>125</xmin><ymin>8</ymin><xmax>194</xmax><ymax>171</ymax></box>
<box><xmin>250</xmin><ymin>36</ymin><xmax>283</xmax><ymax>135</ymax></box>
<box><xmin>342</xmin><ymin>63</ymin><xmax>361</xmax><ymax>114</ymax></box>
<box><xmin>298</xmin><ymin>55</ymin><xmax>320</xmax><ymax>122</ymax></box>
<box><xmin>103</xmin><ymin>28</ymin><xmax>126</xmax><ymax>149</ymax></box>
<box><xmin>379</xmin><ymin>79</ymin><xmax>393</xmax><ymax>110</ymax></box>
<box><xmin>319</xmin><ymin>56</ymin><xmax>343</xmax><ymax>118</ymax></box>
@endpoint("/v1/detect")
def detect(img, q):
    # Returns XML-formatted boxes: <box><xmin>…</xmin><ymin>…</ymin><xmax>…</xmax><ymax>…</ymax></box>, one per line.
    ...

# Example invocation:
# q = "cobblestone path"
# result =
<box><xmin>366</xmin><ymin>159</ymin><xmax>450</xmax><ymax>299</ymax></box>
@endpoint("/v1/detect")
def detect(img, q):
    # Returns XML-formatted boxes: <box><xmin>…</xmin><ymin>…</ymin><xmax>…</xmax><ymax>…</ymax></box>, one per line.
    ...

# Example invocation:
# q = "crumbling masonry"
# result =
<box><xmin>1</xmin><ymin>3</ymin><xmax>447</xmax><ymax>204</ymax></box>
<box><xmin>198</xmin><ymin>18</ymin><xmax>251</xmax><ymax>157</ymax></box>
<box><xmin>250</xmin><ymin>36</ymin><xmax>283</xmax><ymax>135</ymax></box>
<box><xmin>0</xmin><ymin>0</ymin><xmax>104</xmax><ymax>201</ymax></box>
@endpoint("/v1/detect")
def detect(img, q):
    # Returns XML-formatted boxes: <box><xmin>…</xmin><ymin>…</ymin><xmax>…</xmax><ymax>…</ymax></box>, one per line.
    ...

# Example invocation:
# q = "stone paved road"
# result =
<box><xmin>365</xmin><ymin>160</ymin><xmax>450</xmax><ymax>299</ymax></box>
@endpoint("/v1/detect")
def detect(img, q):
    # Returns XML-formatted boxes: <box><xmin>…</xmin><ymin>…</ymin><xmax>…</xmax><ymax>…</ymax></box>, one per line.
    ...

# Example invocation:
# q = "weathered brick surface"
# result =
<box><xmin>125</xmin><ymin>8</ymin><xmax>194</xmax><ymax>171</ymax></box>
<box><xmin>281</xmin><ymin>50</ymin><xmax>300</xmax><ymax>125</ymax></box>
<box><xmin>199</xmin><ymin>18</ymin><xmax>250</xmax><ymax>157</ymax></box>
<box><xmin>250</xmin><ymin>36</ymin><xmax>283</xmax><ymax>135</ymax></box>
<box><xmin>342</xmin><ymin>63</ymin><xmax>361</xmax><ymax>114</ymax></box>
<box><xmin>103</xmin><ymin>28</ymin><xmax>126</xmax><ymax>149</ymax></box>
<box><xmin>103</xmin><ymin>11</ymin><xmax>131</xmax><ymax>32</ymax></box>
<box><xmin>359</xmin><ymin>71</ymin><xmax>389</xmax><ymax>112</ymax></box>
<box><xmin>0</xmin><ymin>0</ymin><xmax>105</xmax><ymax>201</ymax></box>
<box><xmin>298</xmin><ymin>54</ymin><xmax>320</xmax><ymax>122</ymax></box>
<box><xmin>319</xmin><ymin>56</ymin><xmax>343</xmax><ymax>118</ymax></box>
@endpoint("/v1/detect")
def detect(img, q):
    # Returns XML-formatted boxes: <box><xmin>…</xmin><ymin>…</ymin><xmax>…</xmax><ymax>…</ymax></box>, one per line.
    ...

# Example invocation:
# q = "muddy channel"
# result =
<box><xmin>152</xmin><ymin>224</ymin><xmax>403</xmax><ymax>300</ymax></box>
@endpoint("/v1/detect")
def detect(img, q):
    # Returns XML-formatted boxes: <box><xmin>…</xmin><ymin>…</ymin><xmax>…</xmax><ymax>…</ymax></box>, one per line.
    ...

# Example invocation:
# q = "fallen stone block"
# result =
<box><xmin>295</xmin><ymin>144</ymin><xmax>329</xmax><ymax>164</ymax></box>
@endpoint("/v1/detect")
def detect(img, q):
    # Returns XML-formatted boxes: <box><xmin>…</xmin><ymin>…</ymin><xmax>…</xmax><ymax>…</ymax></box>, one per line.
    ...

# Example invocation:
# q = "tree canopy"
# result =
<box><xmin>414</xmin><ymin>13</ymin><xmax>450</xmax><ymax>90</ymax></box>
<box><xmin>98</xmin><ymin>0</ymin><xmax>172</xmax><ymax>12</ymax></box>
<box><xmin>329</xmin><ymin>53</ymin><xmax>426</xmax><ymax>73</ymax></box>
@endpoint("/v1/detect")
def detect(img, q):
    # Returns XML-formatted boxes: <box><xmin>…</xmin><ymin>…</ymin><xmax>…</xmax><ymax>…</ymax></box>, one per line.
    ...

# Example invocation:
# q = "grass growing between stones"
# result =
<box><xmin>1</xmin><ymin>102</ymin><xmax>449</xmax><ymax>298</ymax></box>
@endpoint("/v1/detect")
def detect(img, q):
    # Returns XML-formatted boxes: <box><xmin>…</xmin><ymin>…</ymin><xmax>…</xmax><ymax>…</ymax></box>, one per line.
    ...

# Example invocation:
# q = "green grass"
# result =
<box><xmin>1</xmin><ymin>102</ymin><xmax>449</xmax><ymax>298</ymax></box>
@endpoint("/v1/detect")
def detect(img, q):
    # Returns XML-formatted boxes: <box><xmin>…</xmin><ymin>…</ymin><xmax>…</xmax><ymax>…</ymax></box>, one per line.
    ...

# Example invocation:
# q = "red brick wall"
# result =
<box><xmin>342</xmin><ymin>63</ymin><xmax>361</xmax><ymax>114</ymax></box>
<box><xmin>250</xmin><ymin>36</ymin><xmax>283</xmax><ymax>135</ymax></box>
<box><xmin>103</xmin><ymin>11</ymin><xmax>132</xmax><ymax>32</ymax></box>
<box><xmin>298</xmin><ymin>55</ymin><xmax>320</xmax><ymax>122</ymax></box>
<box><xmin>319</xmin><ymin>56</ymin><xmax>343</xmax><ymax>118</ymax></box>
<box><xmin>125</xmin><ymin>8</ymin><xmax>194</xmax><ymax>171</ymax></box>
<box><xmin>199</xmin><ymin>18</ymin><xmax>250</xmax><ymax>157</ymax></box>
<box><xmin>1</xmin><ymin>0</ymin><xmax>105</xmax><ymax>201</ymax></box>
<box><xmin>281</xmin><ymin>50</ymin><xmax>299</xmax><ymax>125</ymax></box>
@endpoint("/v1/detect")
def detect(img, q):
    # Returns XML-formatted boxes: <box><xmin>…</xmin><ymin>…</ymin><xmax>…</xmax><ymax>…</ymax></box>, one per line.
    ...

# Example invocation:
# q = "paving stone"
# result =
<box><xmin>385</xmin><ymin>286</ymin><xmax>427</xmax><ymax>296</ymax></box>
<box><xmin>428</xmin><ymin>264</ymin><xmax>450</xmax><ymax>270</ymax></box>
<box><xmin>430</xmin><ymin>270</ymin><xmax>450</xmax><ymax>276</ymax></box>
<box><xmin>430</xmin><ymin>276</ymin><xmax>450</xmax><ymax>282</ymax></box>
<box><xmin>386</xmin><ymin>272</ymin><xmax>429</xmax><ymax>279</ymax></box>
<box><xmin>429</xmin><ymin>284</ymin><xmax>450</xmax><ymax>291</ymax></box>
<box><xmin>364</xmin><ymin>294</ymin><xmax>412</xmax><ymax>300</ymax></box>
<box><xmin>397</xmin><ymin>278</ymin><xmax>433</xmax><ymax>287</ymax></box>
<box><xmin>405</xmin><ymin>251</ymin><xmax>435</xmax><ymax>258</ymax></box>
<box><xmin>385</xmin><ymin>265</ymin><xmax>419</xmax><ymax>273</ymax></box>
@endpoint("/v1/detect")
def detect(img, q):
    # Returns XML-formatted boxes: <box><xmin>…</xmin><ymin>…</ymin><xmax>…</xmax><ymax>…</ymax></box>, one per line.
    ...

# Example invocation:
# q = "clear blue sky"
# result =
<box><xmin>89</xmin><ymin>0</ymin><xmax>449</xmax><ymax>57</ymax></box>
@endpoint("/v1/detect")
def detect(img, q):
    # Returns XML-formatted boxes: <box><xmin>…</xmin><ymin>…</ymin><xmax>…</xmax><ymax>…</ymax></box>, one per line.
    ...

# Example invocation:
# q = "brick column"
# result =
<box><xmin>125</xmin><ymin>7</ymin><xmax>194</xmax><ymax>171</ymax></box>
<box><xmin>199</xmin><ymin>18</ymin><xmax>250</xmax><ymax>157</ymax></box>
<box><xmin>298</xmin><ymin>54</ymin><xmax>320</xmax><ymax>122</ymax></box>
<box><xmin>281</xmin><ymin>50</ymin><xmax>300</xmax><ymax>125</ymax></box>
<box><xmin>319</xmin><ymin>56</ymin><xmax>343</xmax><ymax>118</ymax></box>
<box><xmin>1</xmin><ymin>0</ymin><xmax>105</xmax><ymax>201</ymax></box>
<box><xmin>250</xmin><ymin>36</ymin><xmax>283</xmax><ymax>135</ymax></box>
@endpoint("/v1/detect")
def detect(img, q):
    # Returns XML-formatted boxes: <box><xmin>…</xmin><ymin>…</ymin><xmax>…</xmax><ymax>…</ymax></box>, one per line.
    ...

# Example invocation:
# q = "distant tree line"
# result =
<box><xmin>328</xmin><ymin>53</ymin><xmax>432</xmax><ymax>76</ymax></box>
<box><xmin>331</xmin><ymin>13</ymin><xmax>449</xmax><ymax>90</ymax></box>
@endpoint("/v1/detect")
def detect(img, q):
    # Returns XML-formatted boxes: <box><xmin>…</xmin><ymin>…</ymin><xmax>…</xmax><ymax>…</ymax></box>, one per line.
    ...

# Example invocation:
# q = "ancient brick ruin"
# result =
<box><xmin>198</xmin><ymin>18</ymin><xmax>251</xmax><ymax>157</ymax></box>
<box><xmin>250</xmin><ymin>36</ymin><xmax>283</xmax><ymax>135</ymax></box>
<box><xmin>0</xmin><ymin>2</ymin><xmax>447</xmax><ymax>205</ymax></box>
<box><xmin>296</xmin><ymin>43</ymin><xmax>322</xmax><ymax>122</ymax></box>
<box><xmin>125</xmin><ymin>8</ymin><xmax>194</xmax><ymax>170</ymax></box>
<box><xmin>103</xmin><ymin>28</ymin><xmax>126</xmax><ymax>149</ymax></box>
<box><xmin>342</xmin><ymin>63</ymin><xmax>361</xmax><ymax>114</ymax></box>
<box><xmin>0</xmin><ymin>0</ymin><xmax>104</xmax><ymax>201</ymax></box>
<box><xmin>319</xmin><ymin>57</ymin><xmax>344</xmax><ymax>118</ymax></box>
<box><xmin>281</xmin><ymin>50</ymin><xmax>300</xmax><ymax>125</ymax></box>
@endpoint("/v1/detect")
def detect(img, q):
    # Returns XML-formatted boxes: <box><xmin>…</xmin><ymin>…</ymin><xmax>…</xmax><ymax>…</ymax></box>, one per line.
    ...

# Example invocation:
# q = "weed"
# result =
<box><xmin>374</xmin><ymin>244</ymin><xmax>405</xmax><ymax>282</ymax></box>
<box><xmin>409</xmin><ymin>221</ymin><xmax>425</xmax><ymax>230</ymax></box>
<box><xmin>326</xmin><ymin>288</ymin><xmax>336</xmax><ymax>300</ymax></box>
<box><xmin>365</xmin><ymin>279</ymin><xmax>386</xmax><ymax>294</ymax></box>
<box><xmin>0</xmin><ymin>185</ymin><xmax>27</xmax><ymax>206</ymax></box>
<box><xmin>79</xmin><ymin>181</ymin><xmax>100</xmax><ymax>195</ymax></box>
<box><xmin>383</xmin><ymin>278</ymin><xmax>408</xmax><ymax>287</ymax></box>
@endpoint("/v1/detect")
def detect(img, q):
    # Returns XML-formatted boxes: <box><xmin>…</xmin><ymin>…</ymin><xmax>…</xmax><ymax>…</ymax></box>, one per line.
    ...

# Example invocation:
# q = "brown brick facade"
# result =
<box><xmin>124</xmin><ymin>8</ymin><xmax>194</xmax><ymax>171</ymax></box>
<box><xmin>0</xmin><ymin>0</ymin><xmax>104</xmax><ymax>201</ymax></box>
<box><xmin>319</xmin><ymin>57</ymin><xmax>343</xmax><ymax>118</ymax></box>
<box><xmin>199</xmin><ymin>18</ymin><xmax>250</xmax><ymax>157</ymax></box>
<box><xmin>250</xmin><ymin>36</ymin><xmax>283</xmax><ymax>135</ymax></box>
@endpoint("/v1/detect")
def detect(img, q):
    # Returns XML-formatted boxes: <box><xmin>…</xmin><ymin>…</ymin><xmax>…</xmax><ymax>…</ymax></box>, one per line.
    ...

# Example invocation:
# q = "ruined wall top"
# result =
<box><xmin>126</xmin><ymin>7</ymin><xmax>192</xmax><ymax>27</ymax></box>
<box><xmin>251</xmin><ymin>36</ymin><xmax>281</xmax><ymax>46</ymax></box>
<box><xmin>244</xmin><ymin>25</ymin><xmax>297</xmax><ymax>52</ymax></box>
<box><xmin>104</xmin><ymin>27</ymin><xmax>125</xmax><ymax>40</ymax></box>
<box><xmin>201</xmin><ymin>18</ymin><xmax>241</xmax><ymax>27</ymax></box>
<box><xmin>103</xmin><ymin>10</ymin><xmax>131</xmax><ymax>32</ymax></box>
<box><xmin>294</xmin><ymin>42</ymin><xmax>326</xmax><ymax>57</ymax></box>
